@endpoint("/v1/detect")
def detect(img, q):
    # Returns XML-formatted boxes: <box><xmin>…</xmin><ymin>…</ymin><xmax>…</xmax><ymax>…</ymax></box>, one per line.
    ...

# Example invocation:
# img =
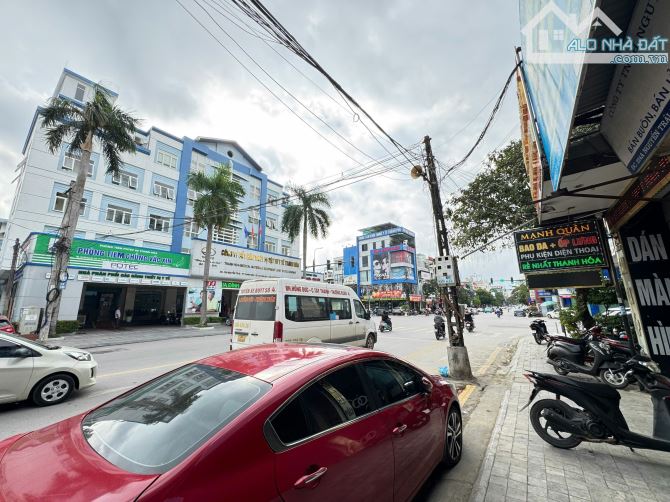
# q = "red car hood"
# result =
<box><xmin>0</xmin><ymin>415</ymin><xmax>158</xmax><ymax>502</ymax></box>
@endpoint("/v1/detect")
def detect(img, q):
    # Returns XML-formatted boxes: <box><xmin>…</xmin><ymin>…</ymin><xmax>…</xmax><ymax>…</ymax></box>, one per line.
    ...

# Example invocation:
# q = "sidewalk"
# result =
<box><xmin>55</xmin><ymin>324</ymin><xmax>231</xmax><ymax>349</ymax></box>
<box><xmin>470</xmin><ymin>337</ymin><xmax>670</xmax><ymax>502</ymax></box>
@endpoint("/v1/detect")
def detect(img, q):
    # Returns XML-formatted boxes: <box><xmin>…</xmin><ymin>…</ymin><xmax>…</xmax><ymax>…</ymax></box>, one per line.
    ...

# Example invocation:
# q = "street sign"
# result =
<box><xmin>514</xmin><ymin>220</ymin><xmax>606</xmax><ymax>273</ymax></box>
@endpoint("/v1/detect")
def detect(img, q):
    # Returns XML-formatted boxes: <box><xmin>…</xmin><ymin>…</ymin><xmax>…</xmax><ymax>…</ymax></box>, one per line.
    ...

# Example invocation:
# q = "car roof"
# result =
<box><xmin>198</xmin><ymin>343</ymin><xmax>373</xmax><ymax>382</ymax></box>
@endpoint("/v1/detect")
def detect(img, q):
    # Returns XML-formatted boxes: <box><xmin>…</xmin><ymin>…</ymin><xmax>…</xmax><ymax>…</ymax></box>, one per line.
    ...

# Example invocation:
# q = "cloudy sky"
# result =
<box><xmin>0</xmin><ymin>0</ymin><xmax>523</xmax><ymax>280</ymax></box>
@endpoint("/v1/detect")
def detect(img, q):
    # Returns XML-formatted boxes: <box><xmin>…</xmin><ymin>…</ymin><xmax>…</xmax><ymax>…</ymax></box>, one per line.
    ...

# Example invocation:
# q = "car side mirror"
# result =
<box><xmin>13</xmin><ymin>347</ymin><xmax>32</xmax><ymax>358</ymax></box>
<box><xmin>364</xmin><ymin>311</ymin><xmax>370</xmax><ymax>320</ymax></box>
<box><xmin>420</xmin><ymin>376</ymin><xmax>433</xmax><ymax>394</ymax></box>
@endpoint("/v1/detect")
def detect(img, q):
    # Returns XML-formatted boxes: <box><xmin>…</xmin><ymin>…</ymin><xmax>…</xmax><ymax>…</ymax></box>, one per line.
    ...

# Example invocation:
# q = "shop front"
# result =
<box><xmin>10</xmin><ymin>233</ymin><xmax>190</xmax><ymax>329</ymax></box>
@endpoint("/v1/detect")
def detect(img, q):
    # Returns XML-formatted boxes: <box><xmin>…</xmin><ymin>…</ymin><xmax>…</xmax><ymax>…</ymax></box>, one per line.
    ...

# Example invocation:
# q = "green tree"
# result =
<box><xmin>39</xmin><ymin>89</ymin><xmax>139</xmax><ymax>340</ymax></box>
<box><xmin>422</xmin><ymin>279</ymin><xmax>439</xmax><ymax>297</ymax></box>
<box><xmin>457</xmin><ymin>287</ymin><xmax>475</xmax><ymax>306</ymax></box>
<box><xmin>188</xmin><ymin>163</ymin><xmax>245</xmax><ymax>326</ymax></box>
<box><xmin>493</xmin><ymin>290</ymin><xmax>506</xmax><ymax>307</ymax></box>
<box><xmin>475</xmin><ymin>288</ymin><xmax>494</xmax><ymax>306</ymax></box>
<box><xmin>447</xmin><ymin>140</ymin><xmax>537</xmax><ymax>251</ymax></box>
<box><xmin>509</xmin><ymin>283</ymin><xmax>530</xmax><ymax>305</ymax></box>
<box><xmin>281</xmin><ymin>185</ymin><xmax>331</xmax><ymax>277</ymax></box>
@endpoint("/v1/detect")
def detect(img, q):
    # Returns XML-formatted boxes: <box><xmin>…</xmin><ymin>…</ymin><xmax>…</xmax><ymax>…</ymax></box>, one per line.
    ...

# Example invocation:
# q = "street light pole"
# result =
<box><xmin>312</xmin><ymin>247</ymin><xmax>323</xmax><ymax>273</ymax></box>
<box><xmin>417</xmin><ymin>135</ymin><xmax>473</xmax><ymax>379</ymax></box>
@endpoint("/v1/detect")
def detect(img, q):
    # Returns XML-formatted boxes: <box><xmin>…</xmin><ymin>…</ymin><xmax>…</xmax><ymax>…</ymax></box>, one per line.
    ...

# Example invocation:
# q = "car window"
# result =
<box><xmin>353</xmin><ymin>300</ymin><xmax>366</xmax><ymax>319</ymax></box>
<box><xmin>361</xmin><ymin>360</ymin><xmax>422</xmax><ymax>407</ymax></box>
<box><xmin>0</xmin><ymin>339</ymin><xmax>21</xmax><ymax>358</ymax></box>
<box><xmin>329</xmin><ymin>298</ymin><xmax>352</xmax><ymax>320</ymax></box>
<box><xmin>284</xmin><ymin>295</ymin><xmax>329</xmax><ymax>322</ymax></box>
<box><xmin>271</xmin><ymin>365</ymin><xmax>372</xmax><ymax>445</ymax></box>
<box><xmin>235</xmin><ymin>295</ymin><xmax>276</xmax><ymax>321</ymax></box>
<box><xmin>82</xmin><ymin>364</ymin><xmax>271</xmax><ymax>475</ymax></box>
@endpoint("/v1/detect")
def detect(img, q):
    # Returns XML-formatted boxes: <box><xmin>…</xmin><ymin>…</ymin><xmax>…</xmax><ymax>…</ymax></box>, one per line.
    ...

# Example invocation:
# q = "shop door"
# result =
<box><xmin>98</xmin><ymin>293</ymin><xmax>115</xmax><ymax>326</ymax></box>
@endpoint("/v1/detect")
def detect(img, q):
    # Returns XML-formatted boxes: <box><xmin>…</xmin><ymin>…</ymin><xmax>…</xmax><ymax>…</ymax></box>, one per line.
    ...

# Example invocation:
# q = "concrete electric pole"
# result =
<box><xmin>419</xmin><ymin>135</ymin><xmax>473</xmax><ymax>379</ymax></box>
<box><xmin>1</xmin><ymin>239</ymin><xmax>20</xmax><ymax>317</ymax></box>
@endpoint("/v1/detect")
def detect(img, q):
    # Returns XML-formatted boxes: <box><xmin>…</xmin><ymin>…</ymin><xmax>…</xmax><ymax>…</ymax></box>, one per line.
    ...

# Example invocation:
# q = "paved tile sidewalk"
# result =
<box><xmin>471</xmin><ymin>337</ymin><xmax>670</xmax><ymax>502</ymax></box>
<box><xmin>55</xmin><ymin>324</ymin><xmax>231</xmax><ymax>349</ymax></box>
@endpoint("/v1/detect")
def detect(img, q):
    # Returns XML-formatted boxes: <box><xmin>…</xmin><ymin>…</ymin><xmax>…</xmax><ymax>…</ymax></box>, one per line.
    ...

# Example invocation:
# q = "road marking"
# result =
<box><xmin>475</xmin><ymin>346</ymin><xmax>503</xmax><ymax>377</ymax></box>
<box><xmin>458</xmin><ymin>384</ymin><xmax>475</xmax><ymax>405</ymax></box>
<box><xmin>97</xmin><ymin>359</ymin><xmax>193</xmax><ymax>378</ymax></box>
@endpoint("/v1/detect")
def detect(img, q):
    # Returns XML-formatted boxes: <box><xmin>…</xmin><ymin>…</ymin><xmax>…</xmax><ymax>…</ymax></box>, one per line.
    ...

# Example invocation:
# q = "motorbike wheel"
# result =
<box><xmin>599</xmin><ymin>368</ymin><xmax>628</xmax><ymax>389</ymax></box>
<box><xmin>529</xmin><ymin>399</ymin><xmax>582</xmax><ymax>449</ymax></box>
<box><xmin>534</xmin><ymin>334</ymin><xmax>544</xmax><ymax>345</ymax></box>
<box><xmin>553</xmin><ymin>363</ymin><xmax>570</xmax><ymax>376</ymax></box>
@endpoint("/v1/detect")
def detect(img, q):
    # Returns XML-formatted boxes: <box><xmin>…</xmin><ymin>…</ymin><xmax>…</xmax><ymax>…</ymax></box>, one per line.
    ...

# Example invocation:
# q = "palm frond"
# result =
<box><xmin>281</xmin><ymin>205</ymin><xmax>303</xmax><ymax>241</ymax></box>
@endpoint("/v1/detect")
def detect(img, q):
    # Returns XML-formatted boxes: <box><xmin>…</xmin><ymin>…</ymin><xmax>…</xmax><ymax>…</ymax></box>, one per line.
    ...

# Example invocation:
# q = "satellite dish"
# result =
<box><xmin>410</xmin><ymin>165</ymin><xmax>424</xmax><ymax>179</ymax></box>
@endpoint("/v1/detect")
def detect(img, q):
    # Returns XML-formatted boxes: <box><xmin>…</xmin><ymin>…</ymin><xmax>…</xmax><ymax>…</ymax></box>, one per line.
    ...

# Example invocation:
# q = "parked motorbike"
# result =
<box><xmin>465</xmin><ymin>321</ymin><xmax>474</xmax><ymax>332</ymax></box>
<box><xmin>522</xmin><ymin>355</ymin><xmax>670</xmax><ymax>453</ymax></box>
<box><xmin>546</xmin><ymin>328</ymin><xmax>633</xmax><ymax>388</ymax></box>
<box><xmin>530</xmin><ymin>319</ymin><xmax>549</xmax><ymax>344</ymax></box>
<box><xmin>379</xmin><ymin>321</ymin><xmax>392</xmax><ymax>333</ymax></box>
<box><xmin>434</xmin><ymin>315</ymin><xmax>446</xmax><ymax>340</ymax></box>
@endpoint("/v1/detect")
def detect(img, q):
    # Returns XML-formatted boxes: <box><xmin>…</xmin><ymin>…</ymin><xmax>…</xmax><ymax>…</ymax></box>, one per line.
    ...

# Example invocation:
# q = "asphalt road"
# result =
<box><xmin>0</xmin><ymin>311</ymin><xmax>543</xmax><ymax>440</ymax></box>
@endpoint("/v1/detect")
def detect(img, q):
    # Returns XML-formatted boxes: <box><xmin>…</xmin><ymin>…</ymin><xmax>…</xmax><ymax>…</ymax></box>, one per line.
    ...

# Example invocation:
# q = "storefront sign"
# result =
<box><xmin>620</xmin><ymin>203</ymin><xmax>670</xmax><ymax>376</ymax></box>
<box><xmin>221</xmin><ymin>281</ymin><xmax>241</xmax><ymax>289</ymax></box>
<box><xmin>514</xmin><ymin>220</ymin><xmax>606</xmax><ymax>273</ymax></box>
<box><xmin>31</xmin><ymin>234</ymin><xmax>190</xmax><ymax>276</ymax></box>
<box><xmin>409</xmin><ymin>294</ymin><xmax>423</xmax><ymax>302</ymax></box>
<box><xmin>372</xmin><ymin>290</ymin><xmax>403</xmax><ymax>299</ymax></box>
<box><xmin>190</xmin><ymin>240</ymin><xmax>301</xmax><ymax>280</ymax></box>
<box><xmin>76</xmin><ymin>270</ymin><xmax>187</xmax><ymax>286</ymax></box>
<box><xmin>600</xmin><ymin>1</ymin><xmax>670</xmax><ymax>173</ymax></box>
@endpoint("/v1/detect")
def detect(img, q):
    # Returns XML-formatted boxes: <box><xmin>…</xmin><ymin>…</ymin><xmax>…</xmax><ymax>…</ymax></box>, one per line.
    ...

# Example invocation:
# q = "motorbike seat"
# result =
<box><xmin>554</xmin><ymin>342</ymin><xmax>583</xmax><ymax>354</ymax></box>
<box><xmin>550</xmin><ymin>374</ymin><xmax>620</xmax><ymax>399</ymax></box>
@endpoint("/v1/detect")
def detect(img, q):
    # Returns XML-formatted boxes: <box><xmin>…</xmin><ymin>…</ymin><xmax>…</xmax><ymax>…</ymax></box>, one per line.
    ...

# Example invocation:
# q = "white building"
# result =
<box><xmin>0</xmin><ymin>68</ymin><xmax>299</xmax><ymax>327</ymax></box>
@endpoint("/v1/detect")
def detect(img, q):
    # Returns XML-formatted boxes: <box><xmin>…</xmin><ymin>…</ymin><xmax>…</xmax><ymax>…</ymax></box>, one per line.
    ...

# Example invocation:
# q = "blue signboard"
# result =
<box><xmin>519</xmin><ymin>0</ymin><xmax>596</xmax><ymax>190</ymax></box>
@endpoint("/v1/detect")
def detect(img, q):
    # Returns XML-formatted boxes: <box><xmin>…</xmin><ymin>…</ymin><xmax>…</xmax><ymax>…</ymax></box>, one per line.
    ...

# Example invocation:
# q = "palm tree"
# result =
<box><xmin>188</xmin><ymin>162</ymin><xmax>245</xmax><ymax>327</ymax></box>
<box><xmin>281</xmin><ymin>185</ymin><xmax>331</xmax><ymax>277</ymax></box>
<box><xmin>39</xmin><ymin>88</ymin><xmax>139</xmax><ymax>340</ymax></box>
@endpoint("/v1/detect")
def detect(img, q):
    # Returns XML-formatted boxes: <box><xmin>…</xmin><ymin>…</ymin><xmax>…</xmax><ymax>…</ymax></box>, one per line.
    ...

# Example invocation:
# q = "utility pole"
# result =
<box><xmin>421</xmin><ymin>135</ymin><xmax>473</xmax><ymax>379</ymax></box>
<box><xmin>1</xmin><ymin>239</ymin><xmax>20</xmax><ymax>317</ymax></box>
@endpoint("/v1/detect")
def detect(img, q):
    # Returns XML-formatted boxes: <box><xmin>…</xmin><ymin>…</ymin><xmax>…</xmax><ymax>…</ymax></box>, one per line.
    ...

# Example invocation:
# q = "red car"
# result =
<box><xmin>0</xmin><ymin>315</ymin><xmax>15</xmax><ymax>334</ymax></box>
<box><xmin>0</xmin><ymin>344</ymin><xmax>462</xmax><ymax>501</ymax></box>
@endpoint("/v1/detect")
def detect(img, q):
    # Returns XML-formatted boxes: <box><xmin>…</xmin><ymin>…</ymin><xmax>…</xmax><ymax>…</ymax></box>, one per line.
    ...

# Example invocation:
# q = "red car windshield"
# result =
<box><xmin>82</xmin><ymin>364</ymin><xmax>271</xmax><ymax>475</ymax></box>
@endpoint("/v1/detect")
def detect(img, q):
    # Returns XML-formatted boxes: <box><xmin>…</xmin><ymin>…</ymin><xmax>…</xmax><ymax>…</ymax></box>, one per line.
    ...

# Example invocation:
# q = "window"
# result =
<box><xmin>266</xmin><ymin>217</ymin><xmax>277</xmax><ymax>231</ymax></box>
<box><xmin>184</xmin><ymin>219</ymin><xmax>200</xmax><ymax>238</ymax></box>
<box><xmin>284</xmin><ymin>295</ymin><xmax>329</xmax><ymax>322</ymax></box>
<box><xmin>381</xmin><ymin>240</ymin><xmax>385</xmax><ymax>248</ymax></box>
<box><xmin>267</xmin><ymin>191</ymin><xmax>280</xmax><ymax>206</ymax></box>
<box><xmin>187</xmin><ymin>189</ymin><xmax>200</xmax><ymax>206</ymax></box>
<box><xmin>271</xmin><ymin>365</ymin><xmax>372</xmax><ymax>445</ymax></box>
<box><xmin>153</xmin><ymin>182</ymin><xmax>175</xmax><ymax>200</ymax></box>
<box><xmin>373</xmin><ymin>242</ymin><xmax>377</xmax><ymax>250</ymax></box>
<box><xmin>247</xmin><ymin>235</ymin><xmax>258</xmax><ymax>248</ymax></box>
<box><xmin>359</xmin><ymin>270</ymin><xmax>370</xmax><ymax>283</ymax></box>
<box><xmin>265</xmin><ymin>241</ymin><xmax>276</xmax><ymax>253</ymax></box>
<box><xmin>361</xmin><ymin>244</ymin><xmax>368</xmax><ymax>252</ymax></box>
<box><xmin>62</xmin><ymin>151</ymin><xmax>94</xmax><ymax>176</ymax></box>
<box><xmin>53</xmin><ymin>193</ymin><xmax>86</xmax><ymax>215</ymax></box>
<box><xmin>553</xmin><ymin>29</ymin><xmax>564</xmax><ymax>41</ymax></box>
<box><xmin>213</xmin><ymin>226</ymin><xmax>238</xmax><ymax>244</ymax></box>
<box><xmin>248</xmin><ymin>209</ymin><xmax>260</xmax><ymax>225</ymax></box>
<box><xmin>106</xmin><ymin>205</ymin><xmax>132</xmax><ymax>225</ymax></box>
<box><xmin>0</xmin><ymin>339</ymin><xmax>22</xmax><ymax>358</ymax></box>
<box><xmin>329</xmin><ymin>298</ymin><xmax>352</xmax><ymax>320</ymax></box>
<box><xmin>112</xmin><ymin>171</ymin><xmax>138</xmax><ymax>190</ymax></box>
<box><xmin>361</xmin><ymin>360</ymin><xmax>422</xmax><ymax>407</ymax></box>
<box><xmin>156</xmin><ymin>150</ymin><xmax>178</xmax><ymax>169</ymax></box>
<box><xmin>190</xmin><ymin>152</ymin><xmax>207</xmax><ymax>173</ymax></box>
<box><xmin>234</xmin><ymin>295</ymin><xmax>277</xmax><ymax>321</ymax></box>
<box><xmin>53</xmin><ymin>192</ymin><xmax>68</xmax><ymax>212</ymax></box>
<box><xmin>361</xmin><ymin>256</ymin><xmax>369</xmax><ymax>268</ymax></box>
<box><xmin>250</xmin><ymin>185</ymin><xmax>261</xmax><ymax>199</ymax></box>
<box><xmin>82</xmin><ymin>364</ymin><xmax>271</xmax><ymax>475</ymax></box>
<box><xmin>281</xmin><ymin>245</ymin><xmax>291</xmax><ymax>256</ymax></box>
<box><xmin>353</xmin><ymin>300</ymin><xmax>366</xmax><ymax>319</ymax></box>
<box><xmin>74</xmin><ymin>83</ymin><xmax>86</xmax><ymax>101</ymax></box>
<box><xmin>149</xmin><ymin>214</ymin><xmax>170</xmax><ymax>233</ymax></box>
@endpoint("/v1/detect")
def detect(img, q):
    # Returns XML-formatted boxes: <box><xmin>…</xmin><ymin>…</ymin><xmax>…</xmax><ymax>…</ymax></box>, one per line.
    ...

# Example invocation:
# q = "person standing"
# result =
<box><xmin>114</xmin><ymin>306</ymin><xmax>121</xmax><ymax>329</ymax></box>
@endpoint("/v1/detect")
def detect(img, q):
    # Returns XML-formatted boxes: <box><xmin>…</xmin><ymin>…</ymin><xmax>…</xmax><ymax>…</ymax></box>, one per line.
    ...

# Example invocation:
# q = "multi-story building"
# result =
<box><xmin>0</xmin><ymin>68</ymin><xmax>299</xmax><ymax>327</ymax></box>
<box><xmin>342</xmin><ymin>223</ymin><xmax>420</xmax><ymax>308</ymax></box>
<box><xmin>0</xmin><ymin>219</ymin><xmax>7</xmax><ymax>253</ymax></box>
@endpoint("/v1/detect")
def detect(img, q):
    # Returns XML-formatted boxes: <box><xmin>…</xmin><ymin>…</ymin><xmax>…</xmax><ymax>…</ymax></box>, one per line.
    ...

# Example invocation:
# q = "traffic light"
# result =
<box><xmin>490</xmin><ymin>278</ymin><xmax>493</xmax><ymax>284</ymax></box>
<box><xmin>510</xmin><ymin>277</ymin><xmax>514</xmax><ymax>284</ymax></box>
<box><xmin>327</xmin><ymin>260</ymin><xmax>331</xmax><ymax>270</ymax></box>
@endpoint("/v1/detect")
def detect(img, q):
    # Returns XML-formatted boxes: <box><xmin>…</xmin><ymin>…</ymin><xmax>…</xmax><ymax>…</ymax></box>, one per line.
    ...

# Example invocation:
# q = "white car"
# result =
<box><xmin>0</xmin><ymin>333</ymin><xmax>97</xmax><ymax>406</ymax></box>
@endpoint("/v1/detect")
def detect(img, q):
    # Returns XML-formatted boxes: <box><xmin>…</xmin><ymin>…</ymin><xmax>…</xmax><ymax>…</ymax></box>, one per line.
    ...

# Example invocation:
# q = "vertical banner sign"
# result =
<box><xmin>620</xmin><ymin>203</ymin><xmax>670</xmax><ymax>376</ymax></box>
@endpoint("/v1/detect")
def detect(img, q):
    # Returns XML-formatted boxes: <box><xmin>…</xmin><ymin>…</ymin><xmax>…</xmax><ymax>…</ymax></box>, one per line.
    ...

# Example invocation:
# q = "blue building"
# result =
<box><xmin>343</xmin><ymin>223</ymin><xmax>420</xmax><ymax>307</ymax></box>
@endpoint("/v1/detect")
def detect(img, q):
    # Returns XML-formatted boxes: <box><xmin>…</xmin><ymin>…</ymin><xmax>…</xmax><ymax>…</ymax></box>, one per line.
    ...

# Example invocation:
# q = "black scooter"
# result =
<box><xmin>530</xmin><ymin>319</ymin><xmax>548</xmax><ymax>344</ymax></box>
<box><xmin>523</xmin><ymin>355</ymin><xmax>670</xmax><ymax>453</ymax></box>
<box><xmin>547</xmin><ymin>329</ymin><xmax>631</xmax><ymax>388</ymax></box>
<box><xmin>434</xmin><ymin>315</ymin><xmax>446</xmax><ymax>340</ymax></box>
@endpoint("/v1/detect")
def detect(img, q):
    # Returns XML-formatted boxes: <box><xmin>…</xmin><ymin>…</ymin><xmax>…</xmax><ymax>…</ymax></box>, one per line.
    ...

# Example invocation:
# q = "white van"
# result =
<box><xmin>231</xmin><ymin>278</ymin><xmax>377</xmax><ymax>350</ymax></box>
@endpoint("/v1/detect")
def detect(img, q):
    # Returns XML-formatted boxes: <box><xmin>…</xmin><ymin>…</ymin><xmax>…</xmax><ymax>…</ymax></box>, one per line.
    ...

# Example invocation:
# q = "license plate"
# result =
<box><xmin>236</xmin><ymin>334</ymin><xmax>247</xmax><ymax>343</ymax></box>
